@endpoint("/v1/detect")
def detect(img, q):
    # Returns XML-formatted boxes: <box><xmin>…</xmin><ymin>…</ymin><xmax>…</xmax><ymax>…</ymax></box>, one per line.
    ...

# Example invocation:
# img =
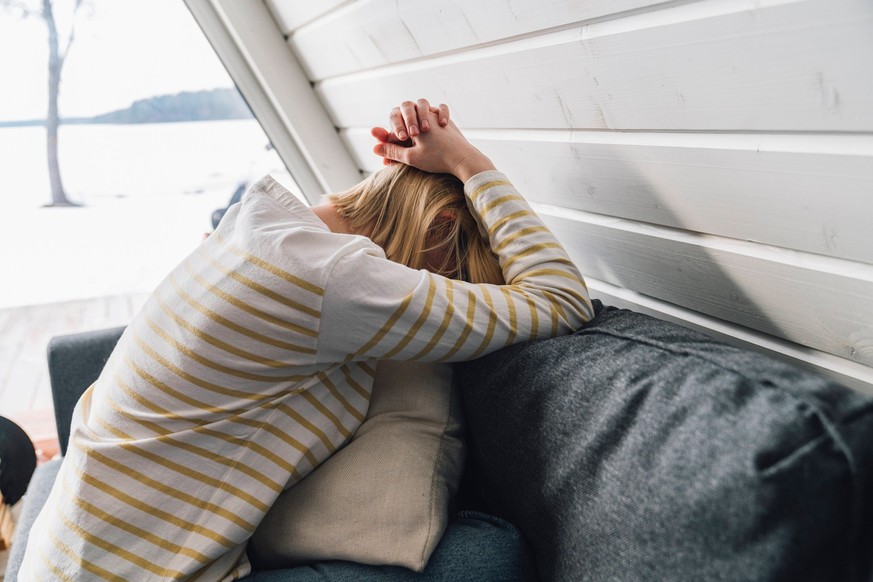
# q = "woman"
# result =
<box><xmin>19</xmin><ymin>100</ymin><xmax>593</xmax><ymax>580</ymax></box>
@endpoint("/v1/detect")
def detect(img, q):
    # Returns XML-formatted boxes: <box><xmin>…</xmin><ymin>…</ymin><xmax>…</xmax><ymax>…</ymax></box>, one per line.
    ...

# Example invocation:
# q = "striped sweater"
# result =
<box><xmin>19</xmin><ymin>170</ymin><xmax>593</xmax><ymax>581</ymax></box>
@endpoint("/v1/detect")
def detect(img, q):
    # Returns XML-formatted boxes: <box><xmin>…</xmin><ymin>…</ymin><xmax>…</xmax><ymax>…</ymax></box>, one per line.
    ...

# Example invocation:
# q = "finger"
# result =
<box><xmin>373</xmin><ymin>126</ymin><xmax>413</xmax><ymax>149</ymax></box>
<box><xmin>416</xmin><ymin>98</ymin><xmax>432</xmax><ymax>132</ymax></box>
<box><xmin>371</xmin><ymin>126</ymin><xmax>391</xmax><ymax>143</ymax></box>
<box><xmin>428</xmin><ymin>104</ymin><xmax>449</xmax><ymax>126</ymax></box>
<box><xmin>373</xmin><ymin>141</ymin><xmax>409</xmax><ymax>165</ymax></box>
<box><xmin>434</xmin><ymin>103</ymin><xmax>449</xmax><ymax>126</ymax></box>
<box><xmin>389</xmin><ymin>107</ymin><xmax>408</xmax><ymax>141</ymax></box>
<box><xmin>399</xmin><ymin>100</ymin><xmax>418</xmax><ymax>137</ymax></box>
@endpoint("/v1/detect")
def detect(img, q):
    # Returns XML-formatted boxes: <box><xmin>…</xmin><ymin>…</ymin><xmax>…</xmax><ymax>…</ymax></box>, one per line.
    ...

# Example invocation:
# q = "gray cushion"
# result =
<box><xmin>4</xmin><ymin>459</ymin><xmax>61</xmax><ymax>582</ymax></box>
<box><xmin>455</xmin><ymin>301</ymin><xmax>873</xmax><ymax>582</ymax></box>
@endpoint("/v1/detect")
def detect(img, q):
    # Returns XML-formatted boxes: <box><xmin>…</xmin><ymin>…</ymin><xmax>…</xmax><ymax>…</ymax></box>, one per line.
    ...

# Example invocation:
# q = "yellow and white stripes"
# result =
<box><xmin>19</xmin><ymin>171</ymin><xmax>590</xmax><ymax>581</ymax></box>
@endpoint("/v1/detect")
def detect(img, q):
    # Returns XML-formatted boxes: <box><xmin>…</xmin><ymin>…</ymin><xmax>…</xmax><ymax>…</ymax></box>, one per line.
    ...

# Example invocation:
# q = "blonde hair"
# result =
<box><xmin>329</xmin><ymin>164</ymin><xmax>503</xmax><ymax>284</ymax></box>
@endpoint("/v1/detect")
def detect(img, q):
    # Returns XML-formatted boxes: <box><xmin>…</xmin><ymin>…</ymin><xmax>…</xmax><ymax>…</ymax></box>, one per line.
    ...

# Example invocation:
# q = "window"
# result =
<box><xmin>0</xmin><ymin>0</ymin><xmax>298</xmax><ymax>309</ymax></box>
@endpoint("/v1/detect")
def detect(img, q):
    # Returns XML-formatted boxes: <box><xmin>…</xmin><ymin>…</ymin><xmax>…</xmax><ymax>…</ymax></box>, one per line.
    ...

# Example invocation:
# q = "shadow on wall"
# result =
<box><xmin>600</xmin><ymin>148</ymin><xmax>869</xmax><ymax>367</ymax></box>
<box><xmin>486</xmin><ymin>136</ymin><xmax>869</xmax><ymax>366</ymax></box>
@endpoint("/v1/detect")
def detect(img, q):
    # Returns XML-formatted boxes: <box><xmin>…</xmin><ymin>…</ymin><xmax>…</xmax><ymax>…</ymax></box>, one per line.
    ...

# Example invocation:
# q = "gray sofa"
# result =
<box><xmin>6</xmin><ymin>301</ymin><xmax>873</xmax><ymax>581</ymax></box>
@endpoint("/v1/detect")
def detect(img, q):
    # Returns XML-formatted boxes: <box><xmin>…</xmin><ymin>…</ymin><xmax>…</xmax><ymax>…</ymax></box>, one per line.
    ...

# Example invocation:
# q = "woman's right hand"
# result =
<box><xmin>389</xmin><ymin>98</ymin><xmax>450</xmax><ymax>140</ymax></box>
<box><xmin>372</xmin><ymin>101</ymin><xmax>495</xmax><ymax>182</ymax></box>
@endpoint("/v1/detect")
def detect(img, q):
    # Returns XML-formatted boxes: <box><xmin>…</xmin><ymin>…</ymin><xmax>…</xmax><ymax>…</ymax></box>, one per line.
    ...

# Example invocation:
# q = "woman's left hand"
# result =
<box><xmin>371</xmin><ymin>99</ymin><xmax>450</xmax><ymax>165</ymax></box>
<box><xmin>373</xmin><ymin>99</ymin><xmax>449</xmax><ymax>140</ymax></box>
<box><xmin>372</xmin><ymin>107</ymin><xmax>494</xmax><ymax>182</ymax></box>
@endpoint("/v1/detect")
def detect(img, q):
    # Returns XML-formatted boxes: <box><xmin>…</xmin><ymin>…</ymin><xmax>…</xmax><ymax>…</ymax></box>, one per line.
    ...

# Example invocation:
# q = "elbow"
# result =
<box><xmin>563</xmin><ymin>295</ymin><xmax>595</xmax><ymax>332</ymax></box>
<box><xmin>542</xmin><ymin>285</ymin><xmax>594</xmax><ymax>335</ymax></box>
<box><xmin>557</xmin><ymin>282</ymin><xmax>595</xmax><ymax>331</ymax></box>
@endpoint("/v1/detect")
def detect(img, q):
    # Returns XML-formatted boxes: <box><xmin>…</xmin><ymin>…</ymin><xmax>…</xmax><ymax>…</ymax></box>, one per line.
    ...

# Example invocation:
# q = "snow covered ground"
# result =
<box><xmin>0</xmin><ymin>119</ymin><xmax>299</xmax><ymax>309</ymax></box>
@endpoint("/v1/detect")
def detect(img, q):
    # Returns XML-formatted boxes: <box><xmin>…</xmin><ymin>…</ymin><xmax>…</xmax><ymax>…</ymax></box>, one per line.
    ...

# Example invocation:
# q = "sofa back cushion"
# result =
<box><xmin>455</xmin><ymin>302</ymin><xmax>873</xmax><ymax>582</ymax></box>
<box><xmin>47</xmin><ymin>326</ymin><xmax>126</xmax><ymax>455</ymax></box>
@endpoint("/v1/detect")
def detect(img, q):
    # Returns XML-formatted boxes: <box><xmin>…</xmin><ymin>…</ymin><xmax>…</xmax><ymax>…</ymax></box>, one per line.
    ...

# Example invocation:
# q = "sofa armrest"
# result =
<box><xmin>47</xmin><ymin>326</ymin><xmax>125</xmax><ymax>456</ymax></box>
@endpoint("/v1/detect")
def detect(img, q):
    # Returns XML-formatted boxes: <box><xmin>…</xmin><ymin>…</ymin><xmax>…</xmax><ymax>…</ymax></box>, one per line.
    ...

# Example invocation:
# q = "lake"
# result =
<box><xmin>0</xmin><ymin>119</ymin><xmax>299</xmax><ymax>309</ymax></box>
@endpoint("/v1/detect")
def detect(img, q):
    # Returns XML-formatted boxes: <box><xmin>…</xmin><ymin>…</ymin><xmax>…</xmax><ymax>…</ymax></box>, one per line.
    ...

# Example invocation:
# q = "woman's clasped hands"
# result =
<box><xmin>371</xmin><ymin>98</ymin><xmax>495</xmax><ymax>183</ymax></box>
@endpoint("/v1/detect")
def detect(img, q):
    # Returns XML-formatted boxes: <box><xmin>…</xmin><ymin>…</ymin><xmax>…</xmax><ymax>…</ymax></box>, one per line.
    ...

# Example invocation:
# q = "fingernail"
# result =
<box><xmin>421</xmin><ymin>120</ymin><xmax>430</xmax><ymax>131</ymax></box>
<box><xmin>398</xmin><ymin>131</ymin><xmax>408</xmax><ymax>141</ymax></box>
<box><xmin>440</xmin><ymin>117</ymin><xmax>448</xmax><ymax>126</ymax></box>
<box><xmin>409</xmin><ymin>124</ymin><xmax>418</xmax><ymax>136</ymax></box>
<box><xmin>373</xmin><ymin>144</ymin><xmax>384</xmax><ymax>155</ymax></box>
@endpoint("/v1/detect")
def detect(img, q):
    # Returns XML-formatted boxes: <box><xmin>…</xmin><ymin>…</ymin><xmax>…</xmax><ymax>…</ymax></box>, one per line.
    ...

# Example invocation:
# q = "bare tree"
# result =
<box><xmin>2</xmin><ymin>0</ymin><xmax>86</xmax><ymax>206</ymax></box>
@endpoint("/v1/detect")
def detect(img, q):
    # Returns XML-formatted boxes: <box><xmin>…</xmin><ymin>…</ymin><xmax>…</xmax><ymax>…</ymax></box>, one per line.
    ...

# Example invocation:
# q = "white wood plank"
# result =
<box><xmin>342</xmin><ymin>128</ymin><xmax>873</xmax><ymax>264</ymax></box>
<box><xmin>472</xmin><ymin>132</ymin><xmax>873</xmax><ymax>267</ymax></box>
<box><xmin>318</xmin><ymin>0</ymin><xmax>873</xmax><ymax>132</ymax></box>
<box><xmin>533</xmin><ymin>204</ymin><xmax>873</xmax><ymax>367</ymax></box>
<box><xmin>587</xmin><ymin>278</ymin><xmax>873</xmax><ymax>395</ymax></box>
<box><xmin>264</xmin><ymin>0</ymin><xmax>351</xmax><ymax>35</ymax></box>
<box><xmin>291</xmin><ymin>0</ymin><xmax>675</xmax><ymax>81</ymax></box>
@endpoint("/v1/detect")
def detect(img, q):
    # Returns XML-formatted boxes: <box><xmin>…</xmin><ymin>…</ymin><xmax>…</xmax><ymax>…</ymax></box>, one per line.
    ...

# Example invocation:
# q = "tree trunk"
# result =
<box><xmin>44</xmin><ymin>0</ymin><xmax>74</xmax><ymax>206</ymax></box>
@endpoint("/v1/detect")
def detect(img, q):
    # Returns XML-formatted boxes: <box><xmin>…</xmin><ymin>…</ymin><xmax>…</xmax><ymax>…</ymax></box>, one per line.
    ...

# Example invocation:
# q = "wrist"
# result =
<box><xmin>452</xmin><ymin>150</ymin><xmax>496</xmax><ymax>183</ymax></box>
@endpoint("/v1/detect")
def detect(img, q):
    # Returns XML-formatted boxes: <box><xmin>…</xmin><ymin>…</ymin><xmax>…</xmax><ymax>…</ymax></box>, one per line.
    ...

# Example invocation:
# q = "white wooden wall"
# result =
<box><xmin>260</xmin><ymin>0</ymin><xmax>873</xmax><ymax>392</ymax></box>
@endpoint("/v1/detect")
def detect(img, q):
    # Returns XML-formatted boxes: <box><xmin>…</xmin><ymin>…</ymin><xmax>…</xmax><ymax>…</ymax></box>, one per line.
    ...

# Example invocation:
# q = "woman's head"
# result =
<box><xmin>329</xmin><ymin>164</ymin><xmax>503</xmax><ymax>284</ymax></box>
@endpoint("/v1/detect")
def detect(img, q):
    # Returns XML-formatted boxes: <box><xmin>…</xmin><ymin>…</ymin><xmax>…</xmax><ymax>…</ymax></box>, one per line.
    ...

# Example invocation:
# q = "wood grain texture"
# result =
<box><xmin>533</xmin><ymin>204</ymin><xmax>873</xmax><ymax>367</ymax></box>
<box><xmin>0</xmin><ymin>294</ymin><xmax>146</xmax><ymax>426</ymax></box>
<box><xmin>317</xmin><ymin>0</ymin><xmax>873</xmax><ymax>131</ymax></box>
<box><xmin>343</xmin><ymin>128</ymin><xmax>873</xmax><ymax>264</ymax></box>
<box><xmin>289</xmin><ymin>0</ymin><xmax>674</xmax><ymax>80</ymax></box>
<box><xmin>264</xmin><ymin>0</ymin><xmax>351</xmax><ymax>35</ymax></box>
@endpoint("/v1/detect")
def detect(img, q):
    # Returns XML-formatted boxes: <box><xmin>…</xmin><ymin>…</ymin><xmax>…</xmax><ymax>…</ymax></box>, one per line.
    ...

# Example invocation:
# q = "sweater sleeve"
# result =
<box><xmin>316</xmin><ymin>170</ymin><xmax>593</xmax><ymax>364</ymax></box>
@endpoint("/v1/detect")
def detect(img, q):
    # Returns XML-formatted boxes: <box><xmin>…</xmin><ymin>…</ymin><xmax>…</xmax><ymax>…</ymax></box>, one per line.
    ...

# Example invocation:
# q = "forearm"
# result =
<box><xmin>464</xmin><ymin>171</ymin><xmax>592</xmax><ymax>330</ymax></box>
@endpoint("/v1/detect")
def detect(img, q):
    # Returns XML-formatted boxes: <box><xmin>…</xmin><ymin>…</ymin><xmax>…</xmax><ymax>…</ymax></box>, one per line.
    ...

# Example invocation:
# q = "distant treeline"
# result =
<box><xmin>0</xmin><ymin>88</ymin><xmax>252</xmax><ymax>127</ymax></box>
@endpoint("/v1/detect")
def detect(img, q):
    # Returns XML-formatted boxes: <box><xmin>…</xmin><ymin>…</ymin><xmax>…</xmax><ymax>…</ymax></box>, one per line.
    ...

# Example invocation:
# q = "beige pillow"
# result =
<box><xmin>248</xmin><ymin>360</ymin><xmax>466</xmax><ymax>572</ymax></box>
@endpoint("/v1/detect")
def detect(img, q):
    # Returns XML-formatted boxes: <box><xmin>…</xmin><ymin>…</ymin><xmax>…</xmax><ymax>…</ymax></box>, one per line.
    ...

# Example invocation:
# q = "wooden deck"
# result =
<box><xmin>0</xmin><ymin>294</ymin><xmax>149</xmax><ymax>461</ymax></box>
